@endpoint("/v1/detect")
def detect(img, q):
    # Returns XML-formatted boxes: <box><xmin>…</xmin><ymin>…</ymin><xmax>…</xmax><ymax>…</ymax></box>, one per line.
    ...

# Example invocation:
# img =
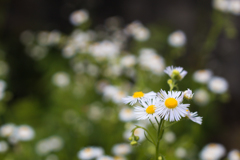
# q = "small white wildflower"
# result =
<box><xmin>208</xmin><ymin>76</ymin><xmax>228</xmax><ymax>94</ymax></box>
<box><xmin>14</xmin><ymin>125</ymin><xmax>35</xmax><ymax>141</ymax></box>
<box><xmin>175</xmin><ymin>147</ymin><xmax>187</xmax><ymax>158</ymax></box>
<box><xmin>193</xmin><ymin>89</ymin><xmax>210</xmax><ymax>106</ymax></box>
<box><xmin>0</xmin><ymin>141</ymin><xmax>8</xmax><ymax>153</ymax></box>
<box><xmin>77</xmin><ymin>147</ymin><xmax>104</xmax><ymax>160</ymax></box>
<box><xmin>96</xmin><ymin>156</ymin><xmax>114</xmax><ymax>160</ymax></box>
<box><xmin>163</xmin><ymin>131</ymin><xmax>176</xmax><ymax>143</ymax></box>
<box><xmin>164</xmin><ymin>66</ymin><xmax>187</xmax><ymax>80</ymax></box>
<box><xmin>228</xmin><ymin>149</ymin><xmax>240</xmax><ymax>160</ymax></box>
<box><xmin>200</xmin><ymin>143</ymin><xmax>226</xmax><ymax>160</ymax></box>
<box><xmin>0</xmin><ymin>123</ymin><xmax>16</xmax><ymax>137</ymax></box>
<box><xmin>122</xmin><ymin>91</ymin><xmax>156</xmax><ymax>106</ymax></box>
<box><xmin>193</xmin><ymin>70</ymin><xmax>213</xmax><ymax>84</ymax></box>
<box><xmin>70</xmin><ymin>9</ymin><xmax>89</xmax><ymax>26</ymax></box>
<box><xmin>119</xmin><ymin>107</ymin><xmax>136</xmax><ymax>122</ymax></box>
<box><xmin>168</xmin><ymin>30</ymin><xmax>186</xmax><ymax>47</ymax></box>
<box><xmin>185</xmin><ymin>109</ymin><xmax>202</xmax><ymax>125</ymax></box>
<box><xmin>157</xmin><ymin>90</ymin><xmax>189</xmax><ymax>122</ymax></box>
<box><xmin>52</xmin><ymin>72</ymin><xmax>70</xmax><ymax>87</ymax></box>
<box><xmin>183</xmin><ymin>89</ymin><xmax>194</xmax><ymax>100</ymax></box>
<box><xmin>112</xmin><ymin>143</ymin><xmax>131</xmax><ymax>156</ymax></box>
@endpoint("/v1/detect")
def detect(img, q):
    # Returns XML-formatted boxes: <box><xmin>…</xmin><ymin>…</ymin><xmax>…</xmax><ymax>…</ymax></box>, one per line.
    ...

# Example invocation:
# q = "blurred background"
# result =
<box><xmin>0</xmin><ymin>0</ymin><xmax>240</xmax><ymax>159</ymax></box>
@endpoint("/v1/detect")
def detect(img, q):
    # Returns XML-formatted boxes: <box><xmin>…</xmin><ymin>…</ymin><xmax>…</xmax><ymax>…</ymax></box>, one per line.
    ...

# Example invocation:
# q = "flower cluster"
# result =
<box><xmin>123</xmin><ymin>66</ymin><xmax>202</xmax><ymax>124</ymax></box>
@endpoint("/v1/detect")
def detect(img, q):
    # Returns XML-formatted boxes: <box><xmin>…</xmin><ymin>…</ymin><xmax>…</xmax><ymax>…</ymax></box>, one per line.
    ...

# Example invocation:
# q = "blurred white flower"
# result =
<box><xmin>89</xmin><ymin>41</ymin><xmax>120</xmax><ymax>61</ymax></box>
<box><xmin>138</xmin><ymin>48</ymin><xmax>165</xmax><ymax>75</ymax></box>
<box><xmin>52</xmin><ymin>72</ymin><xmax>70</xmax><ymax>87</ymax></box>
<box><xmin>213</xmin><ymin>0</ymin><xmax>240</xmax><ymax>15</ymax></box>
<box><xmin>193</xmin><ymin>70</ymin><xmax>213</xmax><ymax>84</ymax></box>
<box><xmin>62</xmin><ymin>44</ymin><xmax>76</xmax><ymax>58</ymax></box>
<box><xmin>47</xmin><ymin>30</ymin><xmax>61</xmax><ymax>45</ymax></box>
<box><xmin>168</xmin><ymin>30</ymin><xmax>186</xmax><ymax>47</ymax></box>
<box><xmin>0</xmin><ymin>141</ymin><xmax>8</xmax><ymax>153</ymax></box>
<box><xmin>193</xmin><ymin>89</ymin><xmax>210</xmax><ymax>106</ymax></box>
<box><xmin>87</xmin><ymin>64</ymin><xmax>99</xmax><ymax>77</ymax></box>
<box><xmin>228</xmin><ymin>149</ymin><xmax>240</xmax><ymax>160</ymax></box>
<box><xmin>112</xmin><ymin>143</ymin><xmax>131</xmax><ymax>156</ymax></box>
<box><xmin>14</xmin><ymin>125</ymin><xmax>35</xmax><ymax>141</ymax></box>
<box><xmin>175</xmin><ymin>147</ymin><xmax>187</xmax><ymax>158</ymax></box>
<box><xmin>70</xmin><ymin>9</ymin><xmax>89</xmax><ymax>26</ymax></box>
<box><xmin>36</xmin><ymin>136</ymin><xmax>64</xmax><ymax>156</ymax></box>
<box><xmin>208</xmin><ymin>76</ymin><xmax>228</xmax><ymax>94</ymax></box>
<box><xmin>97</xmin><ymin>156</ymin><xmax>114</xmax><ymax>160</ymax></box>
<box><xmin>119</xmin><ymin>107</ymin><xmax>136</xmax><ymax>122</ymax></box>
<box><xmin>0</xmin><ymin>123</ymin><xmax>16</xmax><ymax>137</ymax></box>
<box><xmin>77</xmin><ymin>146</ymin><xmax>104</xmax><ymax>160</ymax></box>
<box><xmin>88</xmin><ymin>105</ymin><xmax>103</xmax><ymax>121</ymax></box>
<box><xmin>37</xmin><ymin>31</ymin><xmax>49</xmax><ymax>46</ymax></box>
<box><xmin>125</xmin><ymin>21</ymin><xmax>150</xmax><ymax>41</ymax></box>
<box><xmin>200</xmin><ymin>143</ymin><xmax>226</xmax><ymax>160</ymax></box>
<box><xmin>163</xmin><ymin>131</ymin><xmax>176</xmax><ymax>143</ymax></box>
<box><xmin>28</xmin><ymin>45</ymin><xmax>48</xmax><ymax>60</ymax></box>
<box><xmin>120</xmin><ymin>55</ymin><xmax>136</xmax><ymax>68</ymax></box>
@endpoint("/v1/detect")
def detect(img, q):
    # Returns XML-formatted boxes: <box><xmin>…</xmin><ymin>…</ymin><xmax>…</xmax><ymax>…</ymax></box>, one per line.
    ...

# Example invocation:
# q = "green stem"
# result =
<box><xmin>132</xmin><ymin>126</ymin><xmax>156</xmax><ymax>146</ymax></box>
<box><xmin>155</xmin><ymin>119</ymin><xmax>165</xmax><ymax>160</ymax></box>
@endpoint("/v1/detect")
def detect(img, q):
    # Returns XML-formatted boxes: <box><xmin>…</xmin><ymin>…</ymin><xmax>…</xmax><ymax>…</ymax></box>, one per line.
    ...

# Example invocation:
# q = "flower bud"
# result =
<box><xmin>134</xmin><ymin>136</ymin><xmax>139</xmax><ymax>141</ymax></box>
<box><xmin>184</xmin><ymin>89</ymin><xmax>193</xmax><ymax>100</ymax></box>
<box><xmin>128</xmin><ymin>136</ymin><xmax>133</xmax><ymax>141</ymax></box>
<box><xmin>130</xmin><ymin>141</ymin><xmax>138</xmax><ymax>146</ymax></box>
<box><xmin>171</xmin><ymin>69</ymin><xmax>181</xmax><ymax>80</ymax></box>
<box><xmin>158</xmin><ymin>156</ymin><xmax>163</xmax><ymax>160</ymax></box>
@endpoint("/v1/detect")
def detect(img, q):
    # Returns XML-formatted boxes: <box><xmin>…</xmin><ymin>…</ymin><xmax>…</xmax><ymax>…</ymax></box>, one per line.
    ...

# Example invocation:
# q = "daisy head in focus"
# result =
<box><xmin>134</xmin><ymin>97</ymin><xmax>161</xmax><ymax>120</ymax></box>
<box><xmin>122</xmin><ymin>91</ymin><xmax>156</xmax><ymax>106</ymax></box>
<box><xmin>185</xmin><ymin>109</ymin><xmax>202</xmax><ymax>125</ymax></box>
<box><xmin>164</xmin><ymin>66</ymin><xmax>187</xmax><ymax>81</ymax></box>
<box><xmin>157</xmin><ymin>90</ymin><xmax>190</xmax><ymax>122</ymax></box>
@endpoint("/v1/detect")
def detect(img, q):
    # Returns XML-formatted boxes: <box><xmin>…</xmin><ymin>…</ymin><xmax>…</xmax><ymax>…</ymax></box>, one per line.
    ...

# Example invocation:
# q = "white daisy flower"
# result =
<box><xmin>77</xmin><ymin>146</ymin><xmax>104</xmax><ymax>160</ymax></box>
<box><xmin>200</xmin><ymin>143</ymin><xmax>226</xmax><ymax>160</ymax></box>
<box><xmin>183</xmin><ymin>89</ymin><xmax>194</xmax><ymax>100</ymax></box>
<box><xmin>175</xmin><ymin>147</ymin><xmax>187</xmax><ymax>158</ymax></box>
<box><xmin>134</xmin><ymin>97</ymin><xmax>161</xmax><ymax>120</ymax></box>
<box><xmin>70</xmin><ymin>9</ymin><xmax>89</xmax><ymax>26</ymax></box>
<box><xmin>157</xmin><ymin>90</ymin><xmax>189</xmax><ymax>122</ymax></box>
<box><xmin>185</xmin><ymin>109</ymin><xmax>202</xmax><ymax>125</ymax></box>
<box><xmin>164</xmin><ymin>66</ymin><xmax>187</xmax><ymax>80</ymax></box>
<box><xmin>122</xmin><ymin>91</ymin><xmax>156</xmax><ymax>106</ymax></box>
<box><xmin>0</xmin><ymin>123</ymin><xmax>16</xmax><ymax>137</ymax></box>
<box><xmin>228</xmin><ymin>149</ymin><xmax>240</xmax><ymax>160</ymax></box>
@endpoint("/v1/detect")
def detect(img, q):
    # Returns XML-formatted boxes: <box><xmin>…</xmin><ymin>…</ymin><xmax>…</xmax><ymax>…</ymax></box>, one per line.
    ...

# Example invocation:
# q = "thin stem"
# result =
<box><xmin>133</xmin><ymin>126</ymin><xmax>156</xmax><ymax>146</ymax></box>
<box><xmin>163</xmin><ymin>121</ymin><xmax>179</xmax><ymax>129</ymax></box>
<box><xmin>149</xmin><ymin>119</ymin><xmax>157</xmax><ymax>131</ymax></box>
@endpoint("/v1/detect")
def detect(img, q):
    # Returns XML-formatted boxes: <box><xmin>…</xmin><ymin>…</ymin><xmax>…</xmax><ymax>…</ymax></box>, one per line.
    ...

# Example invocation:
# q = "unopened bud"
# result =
<box><xmin>128</xmin><ymin>136</ymin><xmax>133</xmax><ymax>141</ymax></box>
<box><xmin>158</xmin><ymin>156</ymin><xmax>163</xmax><ymax>160</ymax></box>
<box><xmin>171</xmin><ymin>69</ymin><xmax>181</xmax><ymax>80</ymax></box>
<box><xmin>184</xmin><ymin>89</ymin><xmax>193</xmax><ymax>100</ymax></box>
<box><xmin>167</xmin><ymin>79</ymin><xmax>173</xmax><ymax>85</ymax></box>
<box><xmin>130</xmin><ymin>141</ymin><xmax>138</xmax><ymax>146</ymax></box>
<box><xmin>134</xmin><ymin>136</ymin><xmax>139</xmax><ymax>141</ymax></box>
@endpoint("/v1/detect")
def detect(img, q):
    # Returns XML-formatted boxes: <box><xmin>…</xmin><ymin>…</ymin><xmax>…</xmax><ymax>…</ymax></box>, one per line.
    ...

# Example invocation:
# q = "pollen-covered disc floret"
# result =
<box><xmin>134</xmin><ymin>97</ymin><xmax>161</xmax><ymax>120</ymax></box>
<box><xmin>164</xmin><ymin>66</ymin><xmax>187</xmax><ymax>80</ymax></box>
<box><xmin>185</xmin><ymin>109</ymin><xmax>202</xmax><ymax>125</ymax></box>
<box><xmin>157</xmin><ymin>90</ymin><xmax>190</xmax><ymax>122</ymax></box>
<box><xmin>122</xmin><ymin>91</ymin><xmax>156</xmax><ymax>106</ymax></box>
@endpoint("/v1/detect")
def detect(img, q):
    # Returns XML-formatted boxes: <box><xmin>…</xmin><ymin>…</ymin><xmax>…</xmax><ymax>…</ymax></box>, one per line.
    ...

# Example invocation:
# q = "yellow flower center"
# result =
<box><xmin>146</xmin><ymin>105</ymin><xmax>156</xmax><ymax>114</ymax></box>
<box><xmin>165</xmin><ymin>98</ymin><xmax>178</xmax><ymax>109</ymax></box>
<box><xmin>132</xmin><ymin>91</ymin><xmax>144</xmax><ymax>98</ymax></box>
